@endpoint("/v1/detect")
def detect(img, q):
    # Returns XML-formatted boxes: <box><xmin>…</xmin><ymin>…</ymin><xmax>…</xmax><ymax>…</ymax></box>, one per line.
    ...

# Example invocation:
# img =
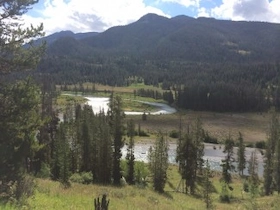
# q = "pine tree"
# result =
<box><xmin>126</xmin><ymin>119</ymin><xmax>135</xmax><ymax>184</ymax></box>
<box><xmin>51</xmin><ymin>123</ymin><xmax>71</xmax><ymax>187</ymax></box>
<box><xmin>95</xmin><ymin>111</ymin><xmax>112</xmax><ymax>184</ymax></box>
<box><xmin>0</xmin><ymin>1</ymin><xmax>45</xmax><ymax>73</ymax></box>
<box><xmin>108</xmin><ymin>94</ymin><xmax>125</xmax><ymax>185</ymax></box>
<box><xmin>203</xmin><ymin>160</ymin><xmax>214</xmax><ymax>210</ymax></box>
<box><xmin>0</xmin><ymin>0</ymin><xmax>44</xmax><ymax>200</ymax></box>
<box><xmin>0</xmin><ymin>79</ymin><xmax>43</xmax><ymax>197</ymax></box>
<box><xmin>264</xmin><ymin>108</ymin><xmax>279</xmax><ymax>195</ymax></box>
<box><xmin>248</xmin><ymin>150</ymin><xmax>259</xmax><ymax>197</ymax></box>
<box><xmin>176</xmin><ymin>117</ymin><xmax>204</xmax><ymax>194</ymax></box>
<box><xmin>221</xmin><ymin>134</ymin><xmax>235</xmax><ymax>184</ymax></box>
<box><xmin>148</xmin><ymin>132</ymin><xmax>169</xmax><ymax>193</ymax></box>
<box><xmin>237</xmin><ymin>132</ymin><xmax>246</xmax><ymax>176</ymax></box>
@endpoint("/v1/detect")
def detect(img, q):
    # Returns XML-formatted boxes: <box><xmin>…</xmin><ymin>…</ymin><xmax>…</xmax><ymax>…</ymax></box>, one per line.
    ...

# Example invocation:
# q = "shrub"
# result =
<box><xmin>219</xmin><ymin>182</ymin><xmax>231</xmax><ymax>203</ymax></box>
<box><xmin>203</xmin><ymin>131</ymin><xmax>218</xmax><ymax>144</ymax></box>
<box><xmin>255</xmin><ymin>141</ymin><xmax>266</xmax><ymax>149</ymax></box>
<box><xmin>70</xmin><ymin>172</ymin><xmax>93</xmax><ymax>184</ymax></box>
<box><xmin>81</xmin><ymin>172</ymin><xmax>93</xmax><ymax>184</ymax></box>
<box><xmin>243</xmin><ymin>181</ymin><xmax>249</xmax><ymax>192</ymax></box>
<box><xmin>169</xmin><ymin>130</ymin><xmax>179</xmax><ymax>138</ymax></box>
<box><xmin>36</xmin><ymin>162</ymin><xmax>51</xmax><ymax>178</ymax></box>
<box><xmin>138</xmin><ymin>130</ymin><xmax>149</xmax><ymax>137</ymax></box>
<box><xmin>70</xmin><ymin>173</ymin><xmax>83</xmax><ymax>184</ymax></box>
<box><xmin>15</xmin><ymin>175</ymin><xmax>36</xmax><ymax>204</ymax></box>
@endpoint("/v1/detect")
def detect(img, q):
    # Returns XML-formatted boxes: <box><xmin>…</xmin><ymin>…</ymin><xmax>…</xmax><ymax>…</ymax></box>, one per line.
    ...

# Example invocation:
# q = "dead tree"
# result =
<box><xmin>94</xmin><ymin>194</ymin><xmax>110</xmax><ymax>210</ymax></box>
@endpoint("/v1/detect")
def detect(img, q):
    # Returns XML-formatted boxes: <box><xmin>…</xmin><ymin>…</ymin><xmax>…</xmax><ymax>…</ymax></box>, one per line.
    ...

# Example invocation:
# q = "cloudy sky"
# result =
<box><xmin>24</xmin><ymin>0</ymin><xmax>280</xmax><ymax>35</ymax></box>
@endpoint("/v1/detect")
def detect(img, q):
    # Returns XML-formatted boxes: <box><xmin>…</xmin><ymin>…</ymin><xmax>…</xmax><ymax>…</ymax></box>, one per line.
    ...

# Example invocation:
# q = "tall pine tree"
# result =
<box><xmin>108</xmin><ymin>94</ymin><xmax>125</xmax><ymax>185</ymax></box>
<box><xmin>148</xmin><ymin>131</ymin><xmax>169</xmax><ymax>193</ymax></box>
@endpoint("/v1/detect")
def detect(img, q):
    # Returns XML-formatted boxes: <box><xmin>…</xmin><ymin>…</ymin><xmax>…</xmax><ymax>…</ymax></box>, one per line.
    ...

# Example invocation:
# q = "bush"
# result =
<box><xmin>134</xmin><ymin>161</ymin><xmax>149</xmax><ymax>187</ymax></box>
<box><xmin>169</xmin><ymin>130</ymin><xmax>179</xmax><ymax>138</ymax></box>
<box><xmin>138</xmin><ymin>130</ymin><xmax>149</xmax><ymax>137</ymax></box>
<box><xmin>70</xmin><ymin>172</ymin><xmax>93</xmax><ymax>184</ymax></box>
<box><xmin>36</xmin><ymin>162</ymin><xmax>51</xmax><ymax>178</ymax></box>
<box><xmin>243</xmin><ymin>181</ymin><xmax>249</xmax><ymax>192</ymax></box>
<box><xmin>15</xmin><ymin>175</ymin><xmax>36</xmax><ymax>203</ymax></box>
<box><xmin>255</xmin><ymin>140</ymin><xmax>266</xmax><ymax>149</ymax></box>
<box><xmin>203</xmin><ymin>131</ymin><xmax>218</xmax><ymax>144</ymax></box>
<box><xmin>81</xmin><ymin>172</ymin><xmax>93</xmax><ymax>184</ymax></box>
<box><xmin>219</xmin><ymin>182</ymin><xmax>231</xmax><ymax>203</ymax></box>
<box><xmin>70</xmin><ymin>173</ymin><xmax>83</xmax><ymax>184</ymax></box>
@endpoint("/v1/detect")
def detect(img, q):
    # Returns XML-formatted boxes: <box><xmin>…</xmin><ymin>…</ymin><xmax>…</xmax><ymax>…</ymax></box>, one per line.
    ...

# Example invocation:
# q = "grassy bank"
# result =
<box><xmin>127</xmin><ymin>111</ymin><xmax>269</xmax><ymax>144</ymax></box>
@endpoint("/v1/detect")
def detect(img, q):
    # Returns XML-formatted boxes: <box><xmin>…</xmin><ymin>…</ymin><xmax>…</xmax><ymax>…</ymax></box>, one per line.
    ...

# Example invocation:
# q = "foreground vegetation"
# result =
<box><xmin>1</xmin><ymin>165</ymin><xmax>280</xmax><ymax>210</ymax></box>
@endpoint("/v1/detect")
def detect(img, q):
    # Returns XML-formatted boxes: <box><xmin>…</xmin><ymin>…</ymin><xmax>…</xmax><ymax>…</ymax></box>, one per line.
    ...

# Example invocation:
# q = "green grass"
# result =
<box><xmin>0</xmin><ymin>166</ymin><xmax>278</xmax><ymax>209</ymax></box>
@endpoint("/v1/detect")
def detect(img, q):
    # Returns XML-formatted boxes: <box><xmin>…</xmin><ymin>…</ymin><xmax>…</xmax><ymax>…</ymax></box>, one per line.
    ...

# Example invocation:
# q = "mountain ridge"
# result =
<box><xmin>40</xmin><ymin>13</ymin><xmax>279</xmax><ymax>63</ymax></box>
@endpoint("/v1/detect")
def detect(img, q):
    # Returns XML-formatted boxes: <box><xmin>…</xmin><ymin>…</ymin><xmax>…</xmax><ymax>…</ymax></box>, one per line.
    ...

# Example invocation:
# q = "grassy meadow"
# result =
<box><xmin>2</xmin><ymin>165</ymin><xmax>280</xmax><ymax>210</ymax></box>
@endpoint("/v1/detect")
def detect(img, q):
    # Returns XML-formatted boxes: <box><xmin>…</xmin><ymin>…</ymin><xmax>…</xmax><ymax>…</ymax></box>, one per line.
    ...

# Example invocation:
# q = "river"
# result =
<box><xmin>84</xmin><ymin>96</ymin><xmax>176</xmax><ymax>115</ymax></box>
<box><xmin>122</xmin><ymin>143</ymin><xmax>264</xmax><ymax>176</ymax></box>
<box><xmin>65</xmin><ymin>95</ymin><xmax>264</xmax><ymax>175</ymax></box>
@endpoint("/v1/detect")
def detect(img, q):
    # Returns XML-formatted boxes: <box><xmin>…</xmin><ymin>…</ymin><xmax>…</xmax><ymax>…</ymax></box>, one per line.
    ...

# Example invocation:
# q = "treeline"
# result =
<box><xmin>34</xmin><ymin>54</ymin><xmax>280</xmax><ymax>112</ymax></box>
<box><xmin>134</xmin><ymin>88</ymin><xmax>163</xmax><ymax>100</ymax></box>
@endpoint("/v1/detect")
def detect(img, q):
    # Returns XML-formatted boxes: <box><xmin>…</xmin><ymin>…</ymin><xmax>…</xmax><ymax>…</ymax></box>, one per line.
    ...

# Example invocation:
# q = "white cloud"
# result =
<box><xmin>210</xmin><ymin>0</ymin><xmax>280</xmax><ymax>23</ymax></box>
<box><xmin>197</xmin><ymin>7</ymin><xmax>210</xmax><ymax>17</ymax></box>
<box><xmin>160</xmin><ymin>0</ymin><xmax>200</xmax><ymax>7</ymax></box>
<box><xmin>24</xmin><ymin>0</ymin><xmax>168</xmax><ymax>35</ymax></box>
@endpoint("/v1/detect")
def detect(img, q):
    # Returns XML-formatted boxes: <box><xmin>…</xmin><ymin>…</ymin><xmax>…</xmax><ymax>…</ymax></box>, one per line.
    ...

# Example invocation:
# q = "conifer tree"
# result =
<box><xmin>0</xmin><ymin>0</ymin><xmax>45</xmax><ymax>73</ymax></box>
<box><xmin>0</xmin><ymin>79</ymin><xmax>43</xmax><ymax>195</ymax></box>
<box><xmin>126</xmin><ymin>119</ymin><xmax>135</xmax><ymax>184</ymax></box>
<box><xmin>264</xmin><ymin>108</ymin><xmax>279</xmax><ymax>195</ymax></box>
<box><xmin>148</xmin><ymin>132</ymin><xmax>169</xmax><ymax>193</ymax></box>
<box><xmin>108</xmin><ymin>94</ymin><xmax>125</xmax><ymax>185</ymax></box>
<box><xmin>221</xmin><ymin>134</ymin><xmax>235</xmax><ymax>184</ymax></box>
<box><xmin>237</xmin><ymin>132</ymin><xmax>246</xmax><ymax>176</ymax></box>
<box><xmin>176</xmin><ymin>117</ymin><xmax>204</xmax><ymax>194</ymax></box>
<box><xmin>248</xmin><ymin>150</ymin><xmax>259</xmax><ymax>197</ymax></box>
<box><xmin>95</xmin><ymin>111</ymin><xmax>112</xmax><ymax>184</ymax></box>
<box><xmin>51</xmin><ymin>123</ymin><xmax>71</xmax><ymax>187</ymax></box>
<box><xmin>0</xmin><ymin>0</ymin><xmax>44</xmax><ymax>199</ymax></box>
<box><xmin>203</xmin><ymin>160</ymin><xmax>214</xmax><ymax>209</ymax></box>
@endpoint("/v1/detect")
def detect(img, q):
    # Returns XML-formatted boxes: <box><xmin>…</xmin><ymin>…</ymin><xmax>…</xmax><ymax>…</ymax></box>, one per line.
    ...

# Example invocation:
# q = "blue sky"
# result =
<box><xmin>24</xmin><ymin>0</ymin><xmax>280</xmax><ymax>35</ymax></box>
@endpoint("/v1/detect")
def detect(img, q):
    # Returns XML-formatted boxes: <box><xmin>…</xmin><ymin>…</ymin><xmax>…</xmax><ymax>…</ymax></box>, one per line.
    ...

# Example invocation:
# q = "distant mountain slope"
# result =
<box><xmin>35</xmin><ymin>30</ymin><xmax>98</xmax><ymax>46</ymax></box>
<box><xmin>43</xmin><ymin>13</ymin><xmax>280</xmax><ymax>63</ymax></box>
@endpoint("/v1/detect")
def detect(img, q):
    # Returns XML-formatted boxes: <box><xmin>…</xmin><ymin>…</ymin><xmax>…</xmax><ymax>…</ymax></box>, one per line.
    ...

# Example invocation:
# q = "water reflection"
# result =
<box><xmin>122</xmin><ymin>143</ymin><xmax>264</xmax><ymax>176</ymax></box>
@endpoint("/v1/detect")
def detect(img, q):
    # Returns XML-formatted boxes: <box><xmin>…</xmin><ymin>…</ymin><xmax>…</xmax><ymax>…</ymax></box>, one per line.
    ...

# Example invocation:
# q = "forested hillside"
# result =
<box><xmin>34</xmin><ymin>13</ymin><xmax>280</xmax><ymax>112</ymax></box>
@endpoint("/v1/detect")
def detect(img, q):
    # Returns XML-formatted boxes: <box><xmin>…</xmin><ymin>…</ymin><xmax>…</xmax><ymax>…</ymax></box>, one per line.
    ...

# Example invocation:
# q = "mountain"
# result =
<box><xmin>42</xmin><ymin>13</ymin><xmax>280</xmax><ymax>63</ymax></box>
<box><xmin>34</xmin><ymin>30</ymin><xmax>98</xmax><ymax>46</ymax></box>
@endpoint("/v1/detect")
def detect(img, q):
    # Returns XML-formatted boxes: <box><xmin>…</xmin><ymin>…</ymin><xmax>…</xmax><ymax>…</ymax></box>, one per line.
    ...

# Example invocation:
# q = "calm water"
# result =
<box><xmin>122</xmin><ymin>143</ymin><xmax>264</xmax><ymax>176</ymax></box>
<box><xmin>85</xmin><ymin>97</ymin><xmax>176</xmax><ymax>115</ymax></box>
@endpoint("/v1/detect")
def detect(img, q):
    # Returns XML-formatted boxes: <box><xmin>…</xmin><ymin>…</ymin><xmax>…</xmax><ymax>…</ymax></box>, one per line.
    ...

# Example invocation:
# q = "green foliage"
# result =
<box><xmin>255</xmin><ymin>140</ymin><xmax>266</xmax><ymax>149</ymax></box>
<box><xmin>134</xmin><ymin>161</ymin><xmax>149</xmax><ymax>187</ymax></box>
<box><xmin>237</xmin><ymin>132</ymin><xmax>246</xmax><ymax>176</ymax></box>
<box><xmin>203</xmin><ymin>160</ymin><xmax>214</xmax><ymax>209</ymax></box>
<box><xmin>69</xmin><ymin>172</ymin><xmax>93</xmax><ymax>184</ymax></box>
<box><xmin>0</xmin><ymin>0</ymin><xmax>45</xmax><ymax>73</ymax></box>
<box><xmin>219</xmin><ymin>181</ymin><xmax>231</xmax><ymax>203</ymax></box>
<box><xmin>176</xmin><ymin>117</ymin><xmax>204</xmax><ymax>195</ymax></box>
<box><xmin>203</xmin><ymin>131</ymin><xmax>218</xmax><ymax>144</ymax></box>
<box><xmin>221</xmin><ymin>135</ymin><xmax>235</xmax><ymax>184</ymax></box>
<box><xmin>0</xmin><ymin>78</ymin><xmax>42</xmax><ymax>202</ymax></box>
<box><xmin>126</xmin><ymin>119</ymin><xmax>135</xmax><ymax>184</ymax></box>
<box><xmin>108</xmin><ymin>94</ymin><xmax>125</xmax><ymax>185</ymax></box>
<box><xmin>148</xmin><ymin>132</ymin><xmax>169</xmax><ymax>193</ymax></box>
<box><xmin>36</xmin><ymin>163</ymin><xmax>51</xmax><ymax>179</ymax></box>
<box><xmin>264</xmin><ymin>108</ymin><xmax>279</xmax><ymax>195</ymax></box>
<box><xmin>169</xmin><ymin>130</ymin><xmax>179</xmax><ymax>138</ymax></box>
